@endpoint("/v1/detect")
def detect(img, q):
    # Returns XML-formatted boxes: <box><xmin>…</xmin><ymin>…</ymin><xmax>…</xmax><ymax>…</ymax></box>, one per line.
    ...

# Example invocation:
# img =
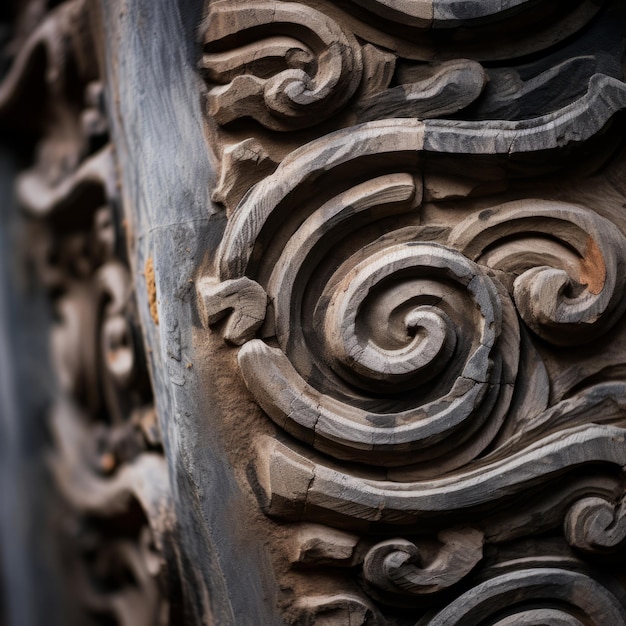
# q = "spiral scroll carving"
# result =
<box><xmin>239</xmin><ymin>239</ymin><xmax>518</xmax><ymax>468</ymax></box>
<box><xmin>196</xmin><ymin>24</ymin><xmax>626</xmax><ymax>615</ymax></box>
<box><xmin>363</xmin><ymin>529</ymin><xmax>483</xmax><ymax>604</ymax></box>
<box><xmin>204</xmin><ymin>135</ymin><xmax>526</xmax><ymax>469</ymax></box>
<box><xmin>565</xmin><ymin>496</ymin><xmax>626</xmax><ymax>554</ymax></box>
<box><xmin>203</xmin><ymin>121</ymin><xmax>626</xmax><ymax>476</ymax></box>
<box><xmin>449</xmin><ymin>200</ymin><xmax>626</xmax><ymax>346</ymax></box>
<box><xmin>419</xmin><ymin>566</ymin><xmax>626</xmax><ymax>626</ymax></box>
<box><xmin>201</xmin><ymin>1</ymin><xmax>362</xmax><ymax>130</ymax></box>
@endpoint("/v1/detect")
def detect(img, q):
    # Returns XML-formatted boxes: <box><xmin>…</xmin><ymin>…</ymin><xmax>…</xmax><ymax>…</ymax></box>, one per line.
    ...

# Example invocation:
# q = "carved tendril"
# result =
<box><xmin>449</xmin><ymin>200</ymin><xmax>626</xmax><ymax>346</ymax></box>
<box><xmin>565</xmin><ymin>496</ymin><xmax>626</xmax><ymax>554</ymax></box>
<box><xmin>201</xmin><ymin>1</ymin><xmax>363</xmax><ymax>130</ymax></box>
<box><xmin>363</xmin><ymin>530</ymin><xmax>484</xmax><ymax>604</ymax></box>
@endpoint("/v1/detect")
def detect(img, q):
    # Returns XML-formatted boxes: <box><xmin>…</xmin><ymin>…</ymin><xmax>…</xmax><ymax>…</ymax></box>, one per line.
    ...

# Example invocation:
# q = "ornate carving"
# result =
<box><xmin>237</xmin><ymin>239</ymin><xmax>518</xmax><ymax>469</ymax></box>
<box><xmin>362</xmin><ymin>530</ymin><xmax>484</xmax><ymax>603</ymax></box>
<box><xmin>420</xmin><ymin>564</ymin><xmax>626</xmax><ymax>625</ymax></box>
<box><xmin>197</xmin><ymin>0</ymin><xmax>626</xmax><ymax>620</ymax></box>
<box><xmin>4</xmin><ymin>0</ymin><xmax>626</xmax><ymax>623</ymax></box>
<box><xmin>449</xmin><ymin>201</ymin><xmax>626</xmax><ymax>346</ymax></box>
<box><xmin>201</xmin><ymin>1</ymin><xmax>363</xmax><ymax>131</ymax></box>
<box><xmin>565</xmin><ymin>496</ymin><xmax>626</xmax><ymax>554</ymax></box>
<box><xmin>0</xmin><ymin>2</ymin><xmax>182</xmax><ymax>623</ymax></box>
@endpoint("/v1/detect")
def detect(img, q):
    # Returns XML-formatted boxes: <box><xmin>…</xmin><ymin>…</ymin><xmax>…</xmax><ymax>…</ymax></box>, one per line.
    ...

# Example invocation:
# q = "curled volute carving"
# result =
<box><xmin>565</xmin><ymin>496</ymin><xmax>626</xmax><ymax>554</ymax></box>
<box><xmin>196</xmin><ymin>99</ymin><xmax>626</xmax><ymax>618</ymax></box>
<box><xmin>239</xmin><ymin>239</ymin><xmax>518</xmax><ymax>469</ymax></box>
<box><xmin>363</xmin><ymin>529</ymin><xmax>484</xmax><ymax>604</ymax></box>
<box><xmin>6</xmin><ymin>0</ymin><xmax>626</xmax><ymax>621</ymax></box>
<box><xmin>201</xmin><ymin>117</ymin><xmax>626</xmax><ymax>476</ymax></box>
<box><xmin>418</xmin><ymin>566</ymin><xmax>626</xmax><ymax>625</ymax></box>
<box><xmin>449</xmin><ymin>201</ymin><xmax>626</xmax><ymax>346</ymax></box>
<box><xmin>201</xmin><ymin>0</ymin><xmax>363</xmax><ymax>130</ymax></box>
<box><xmin>204</xmin><ymin>121</ymin><xmax>533</xmax><ymax>470</ymax></box>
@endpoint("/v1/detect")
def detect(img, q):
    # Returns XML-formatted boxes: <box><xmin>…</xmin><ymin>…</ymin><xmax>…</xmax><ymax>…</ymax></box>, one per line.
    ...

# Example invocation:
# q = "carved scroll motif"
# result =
<box><xmin>194</xmin><ymin>0</ymin><xmax>626</xmax><ymax>620</ymax></box>
<box><xmin>199</xmin><ymin>107</ymin><xmax>626</xmax><ymax>618</ymax></box>
<box><xmin>419</xmin><ymin>564</ymin><xmax>626</xmax><ymax>625</ymax></box>
<box><xmin>362</xmin><ymin>530</ymin><xmax>484</xmax><ymax>603</ymax></box>
<box><xmin>449</xmin><ymin>201</ymin><xmax>626</xmax><ymax>346</ymax></box>
<box><xmin>201</xmin><ymin>1</ymin><xmax>363</xmax><ymax>131</ymax></box>
<box><xmin>199</xmin><ymin>41</ymin><xmax>626</xmax><ymax>614</ymax></box>
<box><xmin>565</xmin><ymin>496</ymin><xmax>626</xmax><ymax>554</ymax></box>
<box><xmin>0</xmin><ymin>2</ymin><xmax>182</xmax><ymax>623</ymax></box>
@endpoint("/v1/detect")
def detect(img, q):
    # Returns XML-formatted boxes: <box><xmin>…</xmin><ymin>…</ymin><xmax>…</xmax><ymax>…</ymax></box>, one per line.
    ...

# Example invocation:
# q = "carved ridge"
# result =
<box><xmin>255</xmin><ymin>424</ymin><xmax>626</xmax><ymax>527</ymax></box>
<box><xmin>202</xmin><ymin>0</ymin><xmax>363</xmax><ymax>130</ymax></box>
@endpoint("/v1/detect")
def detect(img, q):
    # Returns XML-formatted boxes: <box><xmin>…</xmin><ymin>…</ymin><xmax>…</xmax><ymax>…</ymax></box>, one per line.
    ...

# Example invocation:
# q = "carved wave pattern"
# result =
<box><xmin>203</xmin><ymin>120</ymin><xmax>626</xmax><ymax>468</ymax></box>
<box><xmin>198</xmin><ymin>0</ymin><xmax>626</xmax><ymax>617</ymax></box>
<box><xmin>199</xmin><ymin>116</ymin><xmax>626</xmax><ymax>610</ymax></box>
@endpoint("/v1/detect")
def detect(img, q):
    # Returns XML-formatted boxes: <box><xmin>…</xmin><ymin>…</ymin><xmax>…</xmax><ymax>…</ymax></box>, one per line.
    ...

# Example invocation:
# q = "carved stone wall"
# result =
<box><xmin>2</xmin><ymin>0</ymin><xmax>626</xmax><ymax>624</ymax></box>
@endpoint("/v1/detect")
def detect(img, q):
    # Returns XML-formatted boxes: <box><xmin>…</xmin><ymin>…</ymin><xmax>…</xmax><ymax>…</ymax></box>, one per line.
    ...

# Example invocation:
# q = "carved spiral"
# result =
<box><xmin>206</xmin><ymin>163</ymin><xmax>519</xmax><ymax>470</ymax></box>
<box><xmin>363</xmin><ymin>529</ymin><xmax>483</xmax><ymax>605</ymax></box>
<box><xmin>449</xmin><ymin>200</ymin><xmax>626</xmax><ymax>346</ymax></box>
<box><xmin>240</xmin><ymin>238</ymin><xmax>517</xmax><ymax>468</ymax></box>
<box><xmin>201</xmin><ymin>1</ymin><xmax>362</xmax><ymax>130</ymax></box>
<box><xmin>205</xmin><ymin>123</ymin><xmax>626</xmax><ymax>476</ymax></box>
<box><xmin>420</xmin><ymin>567</ymin><xmax>626</xmax><ymax>625</ymax></box>
<box><xmin>565</xmin><ymin>496</ymin><xmax>626</xmax><ymax>554</ymax></box>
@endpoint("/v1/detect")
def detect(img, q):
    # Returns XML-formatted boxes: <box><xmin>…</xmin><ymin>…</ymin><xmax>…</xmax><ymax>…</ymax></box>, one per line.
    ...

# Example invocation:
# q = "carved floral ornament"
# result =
<box><xmin>198</xmin><ymin>0</ymin><xmax>626</xmax><ymax>622</ymax></box>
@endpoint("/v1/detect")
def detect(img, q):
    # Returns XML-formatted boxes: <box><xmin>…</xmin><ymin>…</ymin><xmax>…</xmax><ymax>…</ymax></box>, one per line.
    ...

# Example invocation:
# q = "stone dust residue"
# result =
<box><xmin>145</xmin><ymin>256</ymin><xmax>159</xmax><ymax>325</ymax></box>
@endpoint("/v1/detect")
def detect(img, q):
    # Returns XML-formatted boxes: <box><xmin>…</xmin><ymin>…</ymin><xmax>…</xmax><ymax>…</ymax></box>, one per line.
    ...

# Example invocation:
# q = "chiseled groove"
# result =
<box><xmin>267</xmin><ymin>173</ymin><xmax>417</xmax><ymax>349</ymax></box>
<box><xmin>423</xmin><ymin>75</ymin><xmax>626</xmax><ymax>154</ymax></box>
<box><xmin>240</xmin><ymin>338</ymin><xmax>488</xmax><ymax>464</ymax></box>
<box><xmin>217</xmin><ymin>119</ymin><xmax>426</xmax><ymax>279</ymax></box>
<box><xmin>201</xmin><ymin>37</ymin><xmax>313</xmax><ymax>82</ymax></box>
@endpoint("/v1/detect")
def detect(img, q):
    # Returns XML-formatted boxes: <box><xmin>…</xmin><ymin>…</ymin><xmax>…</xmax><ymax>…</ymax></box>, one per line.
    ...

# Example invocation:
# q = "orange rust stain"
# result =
<box><xmin>145</xmin><ymin>257</ymin><xmax>159</xmax><ymax>325</ymax></box>
<box><xmin>579</xmin><ymin>236</ymin><xmax>606</xmax><ymax>295</ymax></box>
